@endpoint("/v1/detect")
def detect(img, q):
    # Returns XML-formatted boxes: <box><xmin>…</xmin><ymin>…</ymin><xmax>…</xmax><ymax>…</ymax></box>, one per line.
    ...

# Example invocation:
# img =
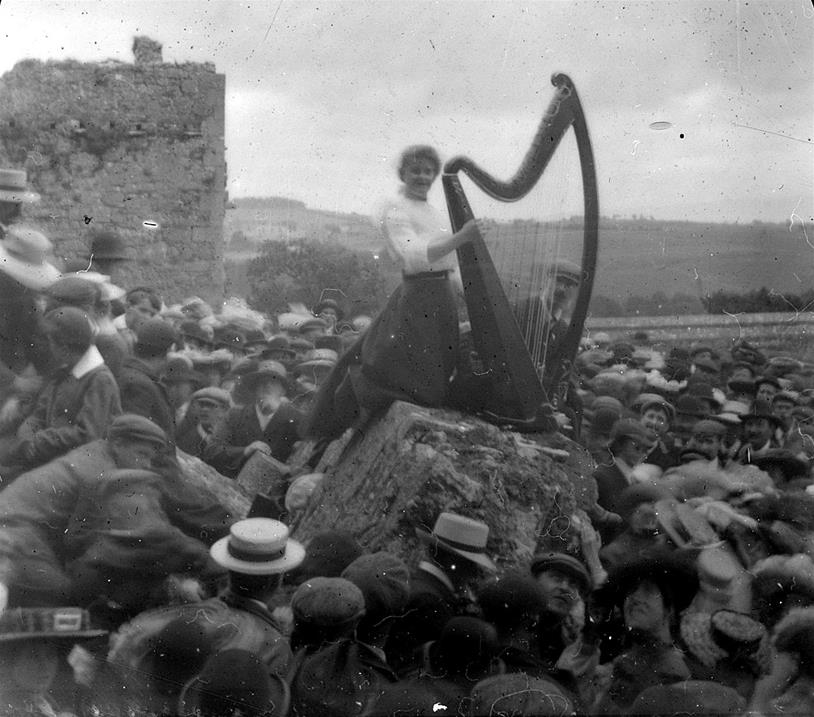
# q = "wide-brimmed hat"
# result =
<box><xmin>603</xmin><ymin>548</ymin><xmax>699</xmax><ymax>612</ymax></box>
<box><xmin>210</xmin><ymin>518</ymin><xmax>305</xmax><ymax>575</ymax></box>
<box><xmin>740</xmin><ymin>399</ymin><xmax>783</xmax><ymax>426</ymax></box>
<box><xmin>529</xmin><ymin>551</ymin><xmax>591</xmax><ymax>594</ymax></box>
<box><xmin>0</xmin><ymin>225</ymin><xmax>60</xmax><ymax>290</ymax></box>
<box><xmin>416</xmin><ymin>512</ymin><xmax>496</xmax><ymax>572</ymax></box>
<box><xmin>0</xmin><ymin>168</ymin><xmax>40</xmax><ymax>203</ymax></box>
<box><xmin>162</xmin><ymin>357</ymin><xmax>206</xmax><ymax>387</ymax></box>
<box><xmin>553</xmin><ymin>258</ymin><xmax>583</xmax><ymax>286</ymax></box>
<box><xmin>0</xmin><ymin>607</ymin><xmax>106</xmax><ymax>642</ymax></box>
<box><xmin>751</xmin><ymin>449</ymin><xmax>809</xmax><ymax>480</ymax></box>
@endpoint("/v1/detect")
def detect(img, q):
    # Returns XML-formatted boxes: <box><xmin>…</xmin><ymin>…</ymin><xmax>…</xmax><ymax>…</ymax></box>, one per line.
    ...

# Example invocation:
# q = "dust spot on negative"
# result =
<box><xmin>649</xmin><ymin>121</ymin><xmax>673</xmax><ymax>130</ymax></box>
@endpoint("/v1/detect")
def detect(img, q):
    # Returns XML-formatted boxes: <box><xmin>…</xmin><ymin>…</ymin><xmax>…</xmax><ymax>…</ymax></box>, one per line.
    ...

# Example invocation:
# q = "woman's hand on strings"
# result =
<box><xmin>457</xmin><ymin>218</ymin><xmax>488</xmax><ymax>247</ymax></box>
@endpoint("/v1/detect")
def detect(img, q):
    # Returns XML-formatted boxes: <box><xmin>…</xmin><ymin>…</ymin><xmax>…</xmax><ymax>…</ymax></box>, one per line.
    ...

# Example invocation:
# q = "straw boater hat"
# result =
<box><xmin>416</xmin><ymin>512</ymin><xmax>496</xmax><ymax>572</ymax></box>
<box><xmin>0</xmin><ymin>607</ymin><xmax>106</xmax><ymax>642</ymax></box>
<box><xmin>210</xmin><ymin>518</ymin><xmax>305</xmax><ymax>575</ymax></box>
<box><xmin>0</xmin><ymin>224</ymin><xmax>61</xmax><ymax>290</ymax></box>
<box><xmin>0</xmin><ymin>168</ymin><xmax>40</xmax><ymax>203</ymax></box>
<box><xmin>294</xmin><ymin>348</ymin><xmax>338</xmax><ymax>376</ymax></box>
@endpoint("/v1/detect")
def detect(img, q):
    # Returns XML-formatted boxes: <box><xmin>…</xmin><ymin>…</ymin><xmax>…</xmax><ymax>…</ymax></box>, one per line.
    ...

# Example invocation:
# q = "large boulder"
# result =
<box><xmin>293</xmin><ymin>401</ymin><xmax>596</xmax><ymax>570</ymax></box>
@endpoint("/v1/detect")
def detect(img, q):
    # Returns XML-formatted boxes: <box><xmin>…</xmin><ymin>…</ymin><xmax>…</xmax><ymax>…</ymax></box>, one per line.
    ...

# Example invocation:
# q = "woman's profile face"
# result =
<box><xmin>402</xmin><ymin>158</ymin><xmax>438</xmax><ymax>200</ymax></box>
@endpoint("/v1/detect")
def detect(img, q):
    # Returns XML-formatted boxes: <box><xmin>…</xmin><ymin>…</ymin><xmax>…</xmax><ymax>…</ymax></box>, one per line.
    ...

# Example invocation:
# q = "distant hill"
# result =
<box><xmin>225</xmin><ymin>197</ymin><xmax>813</xmax><ymax>304</ymax></box>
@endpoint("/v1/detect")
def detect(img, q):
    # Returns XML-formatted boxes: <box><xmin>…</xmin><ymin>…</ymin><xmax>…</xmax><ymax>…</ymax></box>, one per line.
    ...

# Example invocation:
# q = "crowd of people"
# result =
<box><xmin>3</xmin><ymin>162</ymin><xmax>814</xmax><ymax>716</ymax></box>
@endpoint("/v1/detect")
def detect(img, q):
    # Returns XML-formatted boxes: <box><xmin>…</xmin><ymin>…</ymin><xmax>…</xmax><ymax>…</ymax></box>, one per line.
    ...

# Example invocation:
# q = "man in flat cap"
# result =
<box><xmin>0</xmin><ymin>414</ymin><xmax>227</xmax><ymax>614</ymax></box>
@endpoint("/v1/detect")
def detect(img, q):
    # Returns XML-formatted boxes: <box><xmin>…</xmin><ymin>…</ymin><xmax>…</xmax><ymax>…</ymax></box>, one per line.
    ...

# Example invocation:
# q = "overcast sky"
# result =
<box><xmin>1</xmin><ymin>0</ymin><xmax>812</xmax><ymax>223</ymax></box>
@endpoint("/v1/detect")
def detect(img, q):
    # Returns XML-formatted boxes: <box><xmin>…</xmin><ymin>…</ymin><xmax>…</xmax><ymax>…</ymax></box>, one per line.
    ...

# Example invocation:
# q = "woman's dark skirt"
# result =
<box><xmin>304</xmin><ymin>274</ymin><xmax>458</xmax><ymax>439</ymax></box>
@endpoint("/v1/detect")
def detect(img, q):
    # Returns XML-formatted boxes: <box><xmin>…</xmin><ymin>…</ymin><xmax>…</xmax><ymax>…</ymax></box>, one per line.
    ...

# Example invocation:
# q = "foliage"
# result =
<box><xmin>702</xmin><ymin>287</ymin><xmax>814</xmax><ymax>315</ymax></box>
<box><xmin>245</xmin><ymin>239</ymin><xmax>393</xmax><ymax>317</ymax></box>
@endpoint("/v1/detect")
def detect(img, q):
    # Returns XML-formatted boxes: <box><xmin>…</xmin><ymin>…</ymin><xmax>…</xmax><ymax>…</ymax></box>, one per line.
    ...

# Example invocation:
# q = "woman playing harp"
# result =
<box><xmin>304</xmin><ymin>145</ymin><xmax>485</xmax><ymax>440</ymax></box>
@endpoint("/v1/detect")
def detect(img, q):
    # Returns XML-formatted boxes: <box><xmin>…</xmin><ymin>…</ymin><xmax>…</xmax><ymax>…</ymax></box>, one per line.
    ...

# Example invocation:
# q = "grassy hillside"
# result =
<box><xmin>225</xmin><ymin>197</ymin><xmax>813</xmax><ymax>305</ymax></box>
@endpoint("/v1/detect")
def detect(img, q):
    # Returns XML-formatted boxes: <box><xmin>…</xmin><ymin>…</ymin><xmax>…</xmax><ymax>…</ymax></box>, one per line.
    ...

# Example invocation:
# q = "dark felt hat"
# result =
<box><xmin>179</xmin><ymin>649</ymin><xmax>290</xmax><ymax>717</ymax></box>
<box><xmin>740</xmin><ymin>399</ymin><xmax>783</xmax><ymax>426</ymax></box>
<box><xmin>609</xmin><ymin>418</ymin><xmax>657</xmax><ymax>448</ymax></box>
<box><xmin>603</xmin><ymin>548</ymin><xmax>699</xmax><ymax>611</ymax></box>
<box><xmin>674</xmin><ymin>394</ymin><xmax>708</xmax><ymax>418</ymax></box>
<box><xmin>727</xmin><ymin>379</ymin><xmax>756</xmax><ymax>396</ymax></box>
<box><xmin>42</xmin><ymin>306</ymin><xmax>93</xmax><ymax>348</ymax></box>
<box><xmin>89</xmin><ymin>229</ymin><xmax>129</xmax><ymax>260</ymax></box>
<box><xmin>752</xmin><ymin>449</ymin><xmax>809</xmax><ymax>479</ymax></box>
<box><xmin>162</xmin><ymin>357</ymin><xmax>205</xmax><ymax>386</ymax></box>
<box><xmin>478</xmin><ymin>572</ymin><xmax>546</xmax><ymax>630</ymax></box>
<box><xmin>429</xmin><ymin>616</ymin><xmax>500</xmax><ymax>676</ymax></box>
<box><xmin>287</xmin><ymin>530</ymin><xmax>364</xmax><ymax>585</ymax></box>
<box><xmin>136</xmin><ymin>318</ymin><xmax>178</xmax><ymax>353</ymax></box>
<box><xmin>341</xmin><ymin>551</ymin><xmax>411</xmax><ymax>618</ymax></box>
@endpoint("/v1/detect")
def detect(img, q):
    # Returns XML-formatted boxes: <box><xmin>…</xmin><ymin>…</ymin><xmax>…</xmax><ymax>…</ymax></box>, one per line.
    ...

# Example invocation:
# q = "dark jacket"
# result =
<box><xmin>289</xmin><ymin>638</ymin><xmax>397</xmax><ymax>717</ymax></box>
<box><xmin>385</xmin><ymin>567</ymin><xmax>458</xmax><ymax>674</ymax></box>
<box><xmin>117</xmin><ymin>357</ymin><xmax>175</xmax><ymax>437</ymax></box>
<box><xmin>202</xmin><ymin>402</ymin><xmax>303</xmax><ymax>478</ymax></box>
<box><xmin>593</xmin><ymin>461</ymin><xmax>629</xmax><ymax>515</ymax></box>
<box><xmin>15</xmin><ymin>362</ymin><xmax>121</xmax><ymax>469</ymax></box>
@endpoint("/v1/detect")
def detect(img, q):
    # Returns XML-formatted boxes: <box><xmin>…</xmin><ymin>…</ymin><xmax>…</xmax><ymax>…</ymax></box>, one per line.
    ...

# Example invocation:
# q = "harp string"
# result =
<box><xmin>475</xmin><ymin>128</ymin><xmax>581</xmax><ymax>380</ymax></box>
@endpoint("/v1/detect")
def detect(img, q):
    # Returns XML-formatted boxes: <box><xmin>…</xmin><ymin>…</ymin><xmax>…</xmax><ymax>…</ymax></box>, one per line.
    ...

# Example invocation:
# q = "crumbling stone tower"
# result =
<box><xmin>0</xmin><ymin>36</ymin><xmax>227</xmax><ymax>302</ymax></box>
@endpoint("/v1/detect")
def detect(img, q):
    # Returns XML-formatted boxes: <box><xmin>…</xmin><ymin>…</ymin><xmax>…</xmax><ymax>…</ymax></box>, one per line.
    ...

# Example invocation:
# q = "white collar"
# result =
<box><xmin>71</xmin><ymin>344</ymin><xmax>104</xmax><ymax>379</ymax></box>
<box><xmin>255</xmin><ymin>403</ymin><xmax>274</xmax><ymax>430</ymax></box>
<box><xmin>418</xmin><ymin>560</ymin><xmax>454</xmax><ymax>593</ymax></box>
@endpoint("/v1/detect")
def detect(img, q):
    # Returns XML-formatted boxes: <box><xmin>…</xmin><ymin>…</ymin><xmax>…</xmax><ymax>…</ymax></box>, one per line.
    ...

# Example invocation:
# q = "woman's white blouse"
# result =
<box><xmin>376</xmin><ymin>192</ymin><xmax>458</xmax><ymax>275</ymax></box>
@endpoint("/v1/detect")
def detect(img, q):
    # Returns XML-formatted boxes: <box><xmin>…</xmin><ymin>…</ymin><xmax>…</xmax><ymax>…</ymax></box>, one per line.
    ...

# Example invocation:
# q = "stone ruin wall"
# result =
<box><xmin>0</xmin><ymin>37</ymin><xmax>227</xmax><ymax>303</ymax></box>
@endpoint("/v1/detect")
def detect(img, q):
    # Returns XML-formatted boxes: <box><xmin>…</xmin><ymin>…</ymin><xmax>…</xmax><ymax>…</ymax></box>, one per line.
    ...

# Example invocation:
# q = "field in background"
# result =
<box><xmin>224</xmin><ymin>197</ymin><xmax>814</xmax><ymax>309</ymax></box>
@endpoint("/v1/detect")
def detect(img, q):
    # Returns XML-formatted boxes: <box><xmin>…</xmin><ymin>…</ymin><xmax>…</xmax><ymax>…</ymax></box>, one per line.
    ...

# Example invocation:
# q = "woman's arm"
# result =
<box><xmin>426</xmin><ymin>218</ymin><xmax>486</xmax><ymax>264</ymax></box>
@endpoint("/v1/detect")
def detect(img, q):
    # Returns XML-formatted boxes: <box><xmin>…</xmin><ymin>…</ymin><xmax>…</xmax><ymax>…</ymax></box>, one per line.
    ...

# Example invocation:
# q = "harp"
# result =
<box><xmin>443</xmin><ymin>73</ymin><xmax>598</xmax><ymax>426</ymax></box>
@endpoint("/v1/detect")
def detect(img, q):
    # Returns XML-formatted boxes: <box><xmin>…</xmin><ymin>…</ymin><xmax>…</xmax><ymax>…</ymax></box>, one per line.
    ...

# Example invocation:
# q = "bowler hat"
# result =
<box><xmin>416</xmin><ymin>512</ymin><xmax>496</xmax><ymax>572</ymax></box>
<box><xmin>210</xmin><ymin>518</ymin><xmax>304</xmax><ymax>575</ymax></box>
<box><xmin>47</xmin><ymin>275</ymin><xmax>100</xmax><ymax>309</ymax></box>
<box><xmin>314</xmin><ymin>298</ymin><xmax>344</xmax><ymax>320</ymax></box>
<box><xmin>42</xmin><ymin>306</ymin><xmax>93</xmax><ymax>348</ymax></box>
<box><xmin>136</xmin><ymin>318</ymin><xmax>177</xmax><ymax>353</ymax></box>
